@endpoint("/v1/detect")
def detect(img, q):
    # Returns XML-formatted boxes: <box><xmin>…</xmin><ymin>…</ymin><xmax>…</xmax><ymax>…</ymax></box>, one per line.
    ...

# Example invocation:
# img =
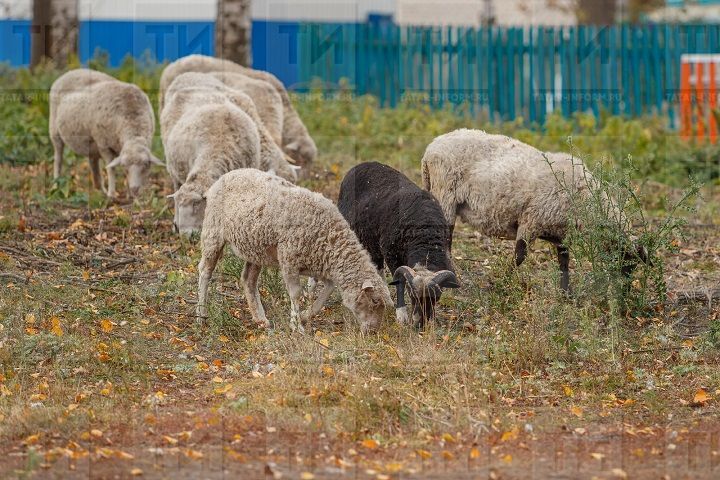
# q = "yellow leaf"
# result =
<box><xmin>500</xmin><ymin>427</ymin><xmax>518</xmax><ymax>443</ymax></box>
<box><xmin>502</xmin><ymin>454</ymin><xmax>513</xmax><ymax>463</ymax></box>
<box><xmin>570</xmin><ymin>405</ymin><xmax>584</xmax><ymax>418</ymax></box>
<box><xmin>361</xmin><ymin>439</ymin><xmax>379</xmax><ymax>450</ymax></box>
<box><xmin>100</xmin><ymin>319</ymin><xmax>114</xmax><ymax>333</ymax></box>
<box><xmin>441</xmin><ymin>450</ymin><xmax>454</xmax><ymax>460</ymax></box>
<box><xmin>82</xmin><ymin>270</ymin><xmax>90</xmax><ymax>281</ymax></box>
<box><xmin>416</xmin><ymin>449</ymin><xmax>432</xmax><ymax>460</ymax></box>
<box><xmin>385</xmin><ymin>462</ymin><xmax>404</xmax><ymax>473</ymax></box>
<box><xmin>25</xmin><ymin>327</ymin><xmax>39</xmax><ymax>336</ymax></box>
<box><xmin>211</xmin><ymin>376</ymin><xmax>224</xmax><ymax>383</ymax></box>
<box><xmin>25</xmin><ymin>434</ymin><xmax>40</xmax><ymax>445</ymax></box>
<box><xmin>115</xmin><ymin>450</ymin><xmax>134</xmax><ymax>460</ymax></box>
<box><xmin>90</xmin><ymin>429</ymin><xmax>103</xmax><ymax>438</ymax></box>
<box><xmin>184</xmin><ymin>449</ymin><xmax>204</xmax><ymax>460</ymax></box>
<box><xmin>300</xmin><ymin>473</ymin><xmax>315</xmax><ymax>480</ymax></box>
<box><xmin>163</xmin><ymin>435</ymin><xmax>178</xmax><ymax>445</ymax></box>
<box><xmin>317</xmin><ymin>337</ymin><xmax>330</xmax><ymax>348</ymax></box>
<box><xmin>442</xmin><ymin>433</ymin><xmax>455</xmax><ymax>443</ymax></box>
<box><xmin>130</xmin><ymin>468</ymin><xmax>143</xmax><ymax>476</ymax></box>
<box><xmin>563</xmin><ymin>385</ymin><xmax>574</xmax><ymax>397</ymax></box>
<box><xmin>693</xmin><ymin>388</ymin><xmax>711</xmax><ymax>405</ymax></box>
<box><xmin>611</xmin><ymin>468</ymin><xmax>628</xmax><ymax>479</ymax></box>
<box><xmin>469</xmin><ymin>447</ymin><xmax>480</xmax><ymax>459</ymax></box>
<box><xmin>591</xmin><ymin>452</ymin><xmax>605</xmax><ymax>461</ymax></box>
<box><xmin>178</xmin><ymin>431</ymin><xmax>192</xmax><ymax>442</ymax></box>
<box><xmin>50</xmin><ymin>316</ymin><xmax>63</xmax><ymax>336</ymax></box>
<box><xmin>214</xmin><ymin>384</ymin><xmax>233</xmax><ymax>395</ymax></box>
<box><xmin>29</xmin><ymin>393</ymin><xmax>46</xmax><ymax>401</ymax></box>
<box><xmin>321</xmin><ymin>365</ymin><xmax>334</xmax><ymax>377</ymax></box>
<box><xmin>25</xmin><ymin>313</ymin><xmax>36</xmax><ymax>324</ymax></box>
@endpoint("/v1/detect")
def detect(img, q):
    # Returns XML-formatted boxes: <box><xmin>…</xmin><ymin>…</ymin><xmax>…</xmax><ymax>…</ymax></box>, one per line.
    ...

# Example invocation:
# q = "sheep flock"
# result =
<box><xmin>48</xmin><ymin>54</ymin><xmax>650</xmax><ymax>333</ymax></box>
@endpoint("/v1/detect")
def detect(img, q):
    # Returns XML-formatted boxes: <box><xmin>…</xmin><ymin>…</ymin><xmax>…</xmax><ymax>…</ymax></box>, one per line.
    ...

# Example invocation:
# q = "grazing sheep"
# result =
<box><xmin>206</xmin><ymin>71</ymin><xmax>284</xmax><ymax>145</ymax></box>
<box><xmin>50</xmin><ymin>68</ymin><xmax>163</xmax><ymax>198</ymax></box>
<box><xmin>159</xmin><ymin>54</ymin><xmax>317</xmax><ymax>167</ymax></box>
<box><xmin>338</xmin><ymin>162</ymin><xmax>459</xmax><ymax>326</ymax></box>
<box><xmin>162</xmin><ymin>72</ymin><xmax>299</xmax><ymax>184</ymax></box>
<box><xmin>197</xmin><ymin>169</ymin><xmax>393</xmax><ymax>333</ymax></box>
<box><xmin>163</xmin><ymin>92</ymin><xmax>261</xmax><ymax>235</ymax></box>
<box><xmin>421</xmin><ymin>129</ymin><xmax>649</xmax><ymax>291</ymax></box>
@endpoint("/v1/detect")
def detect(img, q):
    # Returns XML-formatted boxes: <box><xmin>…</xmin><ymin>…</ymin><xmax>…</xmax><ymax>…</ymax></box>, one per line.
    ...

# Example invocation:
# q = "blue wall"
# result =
<box><xmin>0</xmin><ymin>19</ymin><xmax>304</xmax><ymax>88</ymax></box>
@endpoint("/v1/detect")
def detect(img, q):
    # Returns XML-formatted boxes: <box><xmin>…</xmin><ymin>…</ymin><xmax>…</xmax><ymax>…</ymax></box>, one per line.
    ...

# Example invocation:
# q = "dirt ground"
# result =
<box><xmin>1</xmin><ymin>161</ymin><xmax>719</xmax><ymax>479</ymax></box>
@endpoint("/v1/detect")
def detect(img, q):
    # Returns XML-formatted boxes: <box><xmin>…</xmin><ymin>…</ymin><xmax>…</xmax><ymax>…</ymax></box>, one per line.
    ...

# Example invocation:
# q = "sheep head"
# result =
<box><xmin>107</xmin><ymin>140</ymin><xmax>164</xmax><ymax>197</ymax></box>
<box><xmin>390</xmin><ymin>265</ymin><xmax>460</xmax><ymax>327</ymax></box>
<box><xmin>283</xmin><ymin>138</ymin><xmax>317</xmax><ymax>167</ymax></box>
<box><xmin>342</xmin><ymin>277</ymin><xmax>392</xmax><ymax>334</ymax></box>
<box><xmin>167</xmin><ymin>182</ymin><xmax>206</xmax><ymax>237</ymax></box>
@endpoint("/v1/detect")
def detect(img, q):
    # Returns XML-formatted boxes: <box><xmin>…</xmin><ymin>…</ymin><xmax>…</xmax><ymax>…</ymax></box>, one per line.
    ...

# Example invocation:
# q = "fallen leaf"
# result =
<box><xmin>49</xmin><ymin>316</ymin><xmax>63</xmax><ymax>336</ymax></box>
<box><xmin>100</xmin><ymin>319</ymin><xmax>114</xmax><ymax>333</ymax></box>
<box><xmin>563</xmin><ymin>385</ymin><xmax>574</xmax><ymax>397</ymax></box>
<box><xmin>361</xmin><ymin>439</ymin><xmax>378</xmax><ymax>450</ymax></box>
<box><xmin>500</xmin><ymin>427</ymin><xmax>519</xmax><ymax>443</ymax></box>
<box><xmin>416</xmin><ymin>449</ymin><xmax>432</xmax><ymax>460</ymax></box>
<box><xmin>184</xmin><ymin>449</ymin><xmax>204</xmax><ymax>460</ymax></box>
<box><xmin>469</xmin><ymin>447</ymin><xmax>480</xmax><ymax>459</ymax></box>
<box><xmin>611</xmin><ymin>468</ymin><xmax>628</xmax><ymax>479</ymax></box>
<box><xmin>442</xmin><ymin>433</ymin><xmax>455</xmax><ymax>443</ymax></box>
<box><xmin>300</xmin><ymin>473</ymin><xmax>315</xmax><ymax>480</ymax></box>
<box><xmin>130</xmin><ymin>468</ymin><xmax>143</xmax><ymax>476</ymax></box>
<box><xmin>90</xmin><ymin>429</ymin><xmax>103</xmax><ymax>438</ymax></box>
<box><xmin>570</xmin><ymin>405</ymin><xmax>583</xmax><ymax>418</ymax></box>
<box><xmin>692</xmin><ymin>388</ymin><xmax>712</xmax><ymax>406</ymax></box>
<box><xmin>591</xmin><ymin>452</ymin><xmax>605</xmax><ymax>461</ymax></box>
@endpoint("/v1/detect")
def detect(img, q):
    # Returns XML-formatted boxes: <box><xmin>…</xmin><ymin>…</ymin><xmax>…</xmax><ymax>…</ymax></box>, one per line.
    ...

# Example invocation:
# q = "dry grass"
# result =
<box><xmin>1</xmin><ymin>108</ymin><xmax>720</xmax><ymax>478</ymax></box>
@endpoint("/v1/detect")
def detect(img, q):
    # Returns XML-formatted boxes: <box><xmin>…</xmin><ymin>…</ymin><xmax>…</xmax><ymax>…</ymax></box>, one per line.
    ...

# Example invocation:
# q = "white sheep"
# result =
<box><xmin>197</xmin><ymin>169</ymin><xmax>393</xmax><ymax>333</ymax></box>
<box><xmin>421</xmin><ymin>129</ymin><xmax>648</xmax><ymax>291</ymax></box>
<box><xmin>49</xmin><ymin>68</ymin><xmax>163</xmax><ymax>198</ymax></box>
<box><xmin>159</xmin><ymin>55</ymin><xmax>317</xmax><ymax>167</ymax></box>
<box><xmin>206</xmin><ymin>71</ymin><xmax>284</xmax><ymax>145</ymax></box>
<box><xmin>163</xmin><ymin>91</ymin><xmax>261</xmax><ymax>235</ymax></box>
<box><xmin>162</xmin><ymin>72</ymin><xmax>299</xmax><ymax>184</ymax></box>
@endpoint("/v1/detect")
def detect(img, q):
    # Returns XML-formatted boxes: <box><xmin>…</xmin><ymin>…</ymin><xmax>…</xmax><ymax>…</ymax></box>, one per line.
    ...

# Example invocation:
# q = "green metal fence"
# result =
<box><xmin>297</xmin><ymin>23</ymin><xmax>720</xmax><ymax>126</ymax></box>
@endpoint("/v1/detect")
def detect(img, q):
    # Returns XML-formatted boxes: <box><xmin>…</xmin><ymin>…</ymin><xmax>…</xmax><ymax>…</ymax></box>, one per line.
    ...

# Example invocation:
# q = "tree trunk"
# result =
<box><xmin>576</xmin><ymin>0</ymin><xmax>617</xmax><ymax>25</ymax></box>
<box><xmin>31</xmin><ymin>0</ymin><xmax>78</xmax><ymax>69</ymax></box>
<box><xmin>215</xmin><ymin>0</ymin><xmax>252</xmax><ymax>66</ymax></box>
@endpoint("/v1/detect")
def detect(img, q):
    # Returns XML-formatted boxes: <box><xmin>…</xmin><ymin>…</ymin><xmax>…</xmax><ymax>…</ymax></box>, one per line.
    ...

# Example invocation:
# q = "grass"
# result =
<box><xmin>0</xmin><ymin>61</ymin><xmax>719</xmax><ymax>477</ymax></box>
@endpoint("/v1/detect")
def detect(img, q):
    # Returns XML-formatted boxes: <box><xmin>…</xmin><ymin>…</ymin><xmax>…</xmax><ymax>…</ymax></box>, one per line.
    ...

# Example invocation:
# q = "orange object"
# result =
<box><xmin>680</xmin><ymin>61</ymin><xmax>692</xmax><ymax>140</ymax></box>
<box><xmin>696</xmin><ymin>63</ymin><xmax>705</xmax><ymax>140</ymax></box>
<box><xmin>710</xmin><ymin>63</ymin><xmax>718</xmax><ymax>143</ymax></box>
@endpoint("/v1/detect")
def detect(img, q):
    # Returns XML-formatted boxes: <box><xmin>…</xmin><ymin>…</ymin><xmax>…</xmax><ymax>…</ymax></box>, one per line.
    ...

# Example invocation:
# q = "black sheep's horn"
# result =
<box><xmin>390</xmin><ymin>266</ymin><xmax>416</xmax><ymax>286</ymax></box>
<box><xmin>432</xmin><ymin>270</ymin><xmax>460</xmax><ymax>289</ymax></box>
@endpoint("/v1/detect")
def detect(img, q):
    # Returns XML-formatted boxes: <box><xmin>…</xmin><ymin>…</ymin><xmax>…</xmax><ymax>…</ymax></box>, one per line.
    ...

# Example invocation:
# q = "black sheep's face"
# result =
<box><xmin>392</xmin><ymin>266</ymin><xmax>460</xmax><ymax>327</ymax></box>
<box><xmin>408</xmin><ymin>282</ymin><xmax>442</xmax><ymax>327</ymax></box>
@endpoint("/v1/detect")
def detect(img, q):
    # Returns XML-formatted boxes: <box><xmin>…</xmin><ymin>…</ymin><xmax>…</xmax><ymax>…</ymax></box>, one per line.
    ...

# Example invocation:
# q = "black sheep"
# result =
<box><xmin>338</xmin><ymin>161</ymin><xmax>459</xmax><ymax>326</ymax></box>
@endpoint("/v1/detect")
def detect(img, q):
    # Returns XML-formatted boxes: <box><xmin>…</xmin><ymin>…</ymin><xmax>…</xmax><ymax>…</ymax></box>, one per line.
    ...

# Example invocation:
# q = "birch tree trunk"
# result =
<box><xmin>31</xmin><ymin>0</ymin><xmax>78</xmax><ymax>68</ymax></box>
<box><xmin>215</xmin><ymin>0</ymin><xmax>252</xmax><ymax>66</ymax></box>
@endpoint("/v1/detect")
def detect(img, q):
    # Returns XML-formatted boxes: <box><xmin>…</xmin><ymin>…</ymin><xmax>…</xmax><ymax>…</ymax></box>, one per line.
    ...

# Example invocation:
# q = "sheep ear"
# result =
<box><xmin>290</xmin><ymin>165</ymin><xmax>302</xmax><ymax>172</ymax></box>
<box><xmin>166</xmin><ymin>192</ymin><xmax>176</xmax><ymax>199</ymax></box>
<box><xmin>361</xmin><ymin>280</ymin><xmax>375</xmax><ymax>291</ymax></box>
<box><xmin>284</xmin><ymin>140</ymin><xmax>300</xmax><ymax>152</ymax></box>
<box><xmin>106</xmin><ymin>156</ymin><xmax>124</xmax><ymax>169</ymax></box>
<box><xmin>149</xmin><ymin>154</ymin><xmax>165</xmax><ymax>166</ymax></box>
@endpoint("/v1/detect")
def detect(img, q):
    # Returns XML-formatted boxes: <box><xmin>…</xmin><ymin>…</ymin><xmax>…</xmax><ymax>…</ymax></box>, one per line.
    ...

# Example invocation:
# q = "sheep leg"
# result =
<box><xmin>89</xmin><ymin>154</ymin><xmax>105</xmax><ymax>192</ymax></box>
<box><xmin>51</xmin><ymin>135</ymin><xmax>64</xmax><ymax>180</ymax></box>
<box><xmin>302</xmin><ymin>279</ymin><xmax>334</xmax><ymax>326</ymax></box>
<box><xmin>557</xmin><ymin>245</ymin><xmax>571</xmax><ymax>293</ymax></box>
<box><xmin>196</xmin><ymin>238</ymin><xmax>225</xmax><ymax>323</ymax></box>
<box><xmin>241</xmin><ymin>262</ymin><xmax>269</xmax><ymax>328</ymax></box>
<box><xmin>281</xmin><ymin>270</ymin><xmax>305</xmax><ymax>333</ymax></box>
<box><xmin>99</xmin><ymin>148</ymin><xmax>117</xmax><ymax>198</ymax></box>
<box><xmin>514</xmin><ymin>239</ymin><xmax>528</xmax><ymax>267</ymax></box>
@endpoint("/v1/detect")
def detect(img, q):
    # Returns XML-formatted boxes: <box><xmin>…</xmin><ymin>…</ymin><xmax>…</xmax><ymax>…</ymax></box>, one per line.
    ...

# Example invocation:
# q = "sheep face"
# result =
<box><xmin>283</xmin><ymin>138</ymin><xmax>317</xmax><ymax>166</ymax></box>
<box><xmin>107</xmin><ymin>143</ymin><xmax>164</xmax><ymax>197</ymax></box>
<box><xmin>169</xmin><ymin>184</ymin><xmax>206</xmax><ymax>236</ymax></box>
<box><xmin>391</xmin><ymin>266</ymin><xmax>460</xmax><ymax>327</ymax></box>
<box><xmin>342</xmin><ymin>279</ymin><xmax>392</xmax><ymax>334</ymax></box>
